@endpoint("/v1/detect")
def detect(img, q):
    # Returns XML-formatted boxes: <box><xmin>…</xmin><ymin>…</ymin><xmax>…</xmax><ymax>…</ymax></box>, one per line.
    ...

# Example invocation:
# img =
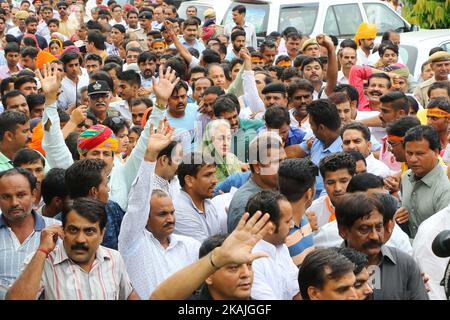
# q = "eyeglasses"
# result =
<box><xmin>387</xmin><ymin>140</ymin><xmax>402</xmax><ymax>150</ymax></box>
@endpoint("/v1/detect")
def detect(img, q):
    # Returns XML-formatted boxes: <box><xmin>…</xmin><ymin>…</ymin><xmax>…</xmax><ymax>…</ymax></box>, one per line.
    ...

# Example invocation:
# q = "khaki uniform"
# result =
<box><xmin>413</xmin><ymin>76</ymin><xmax>436</xmax><ymax>107</ymax></box>
<box><xmin>127</xmin><ymin>28</ymin><xmax>148</xmax><ymax>51</ymax></box>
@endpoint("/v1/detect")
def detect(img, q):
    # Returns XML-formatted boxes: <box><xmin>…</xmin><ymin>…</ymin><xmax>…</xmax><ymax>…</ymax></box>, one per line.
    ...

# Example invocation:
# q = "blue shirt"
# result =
<box><xmin>287</xmin><ymin>216</ymin><xmax>314</xmax><ymax>266</ymax></box>
<box><xmin>0</xmin><ymin>211</ymin><xmax>60</xmax><ymax>298</ymax></box>
<box><xmin>214</xmin><ymin>171</ymin><xmax>251</xmax><ymax>196</ymax></box>
<box><xmin>178</xmin><ymin>38</ymin><xmax>206</xmax><ymax>54</ymax></box>
<box><xmin>167</xmin><ymin>103</ymin><xmax>199</xmax><ymax>152</ymax></box>
<box><xmin>257</xmin><ymin>125</ymin><xmax>306</xmax><ymax>147</ymax></box>
<box><xmin>102</xmin><ymin>200</ymin><xmax>125</xmax><ymax>250</ymax></box>
<box><xmin>300</xmin><ymin>136</ymin><xmax>343</xmax><ymax>194</ymax></box>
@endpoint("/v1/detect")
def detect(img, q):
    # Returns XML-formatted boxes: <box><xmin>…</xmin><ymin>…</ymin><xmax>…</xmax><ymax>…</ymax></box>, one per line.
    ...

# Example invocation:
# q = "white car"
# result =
<box><xmin>221</xmin><ymin>0</ymin><xmax>417</xmax><ymax>40</ymax></box>
<box><xmin>398</xmin><ymin>30</ymin><xmax>450</xmax><ymax>80</ymax></box>
<box><xmin>177</xmin><ymin>0</ymin><xmax>232</xmax><ymax>24</ymax></box>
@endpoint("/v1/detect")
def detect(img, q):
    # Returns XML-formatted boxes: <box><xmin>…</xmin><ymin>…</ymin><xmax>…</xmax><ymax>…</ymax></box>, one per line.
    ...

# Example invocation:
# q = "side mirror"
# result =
<box><xmin>410</xmin><ymin>24</ymin><xmax>420</xmax><ymax>32</ymax></box>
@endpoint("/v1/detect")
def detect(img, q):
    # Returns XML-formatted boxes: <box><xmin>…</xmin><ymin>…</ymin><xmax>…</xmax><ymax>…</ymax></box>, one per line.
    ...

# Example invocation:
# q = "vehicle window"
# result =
<box><xmin>178</xmin><ymin>5</ymin><xmax>213</xmax><ymax>22</ymax></box>
<box><xmin>222</xmin><ymin>3</ymin><xmax>269</xmax><ymax>36</ymax></box>
<box><xmin>399</xmin><ymin>45</ymin><xmax>418</xmax><ymax>77</ymax></box>
<box><xmin>363</xmin><ymin>3</ymin><xmax>407</xmax><ymax>33</ymax></box>
<box><xmin>441</xmin><ymin>42</ymin><xmax>450</xmax><ymax>53</ymax></box>
<box><xmin>278</xmin><ymin>4</ymin><xmax>319</xmax><ymax>36</ymax></box>
<box><xmin>324</xmin><ymin>4</ymin><xmax>363</xmax><ymax>37</ymax></box>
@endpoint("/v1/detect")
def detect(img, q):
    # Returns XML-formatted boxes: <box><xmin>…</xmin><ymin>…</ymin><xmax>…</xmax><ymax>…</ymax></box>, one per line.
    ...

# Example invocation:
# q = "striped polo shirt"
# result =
<box><xmin>286</xmin><ymin>216</ymin><xmax>314</xmax><ymax>266</ymax></box>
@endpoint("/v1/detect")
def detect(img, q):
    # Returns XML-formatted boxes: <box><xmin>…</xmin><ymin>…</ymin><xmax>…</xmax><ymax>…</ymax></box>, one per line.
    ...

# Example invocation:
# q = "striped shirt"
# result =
<box><xmin>23</xmin><ymin>244</ymin><xmax>133</xmax><ymax>300</ymax></box>
<box><xmin>286</xmin><ymin>216</ymin><xmax>314</xmax><ymax>266</ymax></box>
<box><xmin>0</xmin><ymin>212</ymin><xmax>60</xmax><ymax>299</ymax></box>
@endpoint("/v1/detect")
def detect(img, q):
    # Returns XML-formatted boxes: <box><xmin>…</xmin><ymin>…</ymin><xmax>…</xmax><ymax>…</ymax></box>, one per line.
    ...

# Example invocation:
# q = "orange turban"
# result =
<box><xmin>354</xmin><ymin>22</ymin><xmax>377</xmax><ymax>47</ymax></box>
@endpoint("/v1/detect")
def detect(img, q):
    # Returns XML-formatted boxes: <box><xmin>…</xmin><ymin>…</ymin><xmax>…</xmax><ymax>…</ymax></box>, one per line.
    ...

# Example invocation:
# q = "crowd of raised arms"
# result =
<box><xmin>0</xmin><ymin>0</ymin><xmax>449</xmax><ymax>301</ymax></box>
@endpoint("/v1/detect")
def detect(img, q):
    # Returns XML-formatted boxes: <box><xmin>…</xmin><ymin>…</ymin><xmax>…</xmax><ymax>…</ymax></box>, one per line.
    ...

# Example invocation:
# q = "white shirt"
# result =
<box><xmin>109</xmin><ymin>19</ymin><xmax>127</xmax><ymax>28</ymax></box>
<box><xmin>307</xmin><ymin>195</ymin><xmax>334</xmax><ymax>228</ymax></box>
<box><xmin>337</xmin><ymin>70</ymin><xmax>349</xmax><ymax>84</ymax></box>
<box><xmin>118</xmin><ymin>161</ymin><xmax>200</xmax><ymax>299</ymax></box>
<box><xmin>110</xmin><ymin>100</ymin><xmax>132</xmax><ymax>122</ymax></box>
<box><xmin>251</xmin><ymin>240</ymin><xmax>299</xmax><ymax>300</ymax></box>
<box><xmin>6</xmin><ymin>27</ymin><xmax>23</xmax><ymax>38</ymax></box>
<box><xmin>356</xmin><ymin>48</ymin><xmax>379</xmax><ymax>66</ymax></box>
<box><xmin>366</xmin><ymin>153</ymin><xmax>392</xmax><ymax>178</ymax></box>
<box><xmin>174</xmin><ymin>190</ymin><xmax>224</xmax><ymax>243</ymax></box>
<box><xmin>413</xmin><ymin>205</ymin><xmax>450</xmax><ymax>300</ymax></box>
<box><xmin>224</xmin><ymin>22</ymin><xmax>257</xmax><ymax>49</ymax></box>
<box><xmin>289</xmin><ymin>109</ymin><xmax>313</xmax><ymax>141</ymax></box>
<box><xmin>57</xmin><ymin>68</ymin><xmax>90</xmax><ymax>111</ymax></box>
<box><xmin>210</xmin><ymin>189</ymin><xmax>237</xmax><ymax>236</ymax></box>
<box><xmin>314</xmin><ymin>220</ymin><xmax>413</xmax><ymax>255</ymax></box>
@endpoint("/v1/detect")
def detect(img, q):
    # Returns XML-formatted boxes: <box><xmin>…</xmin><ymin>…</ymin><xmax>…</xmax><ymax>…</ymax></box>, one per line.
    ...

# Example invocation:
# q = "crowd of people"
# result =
<box><xmin>0</xmin><ymin>0</ymin><xmax>449</xmax><ymax>301</ymax></box>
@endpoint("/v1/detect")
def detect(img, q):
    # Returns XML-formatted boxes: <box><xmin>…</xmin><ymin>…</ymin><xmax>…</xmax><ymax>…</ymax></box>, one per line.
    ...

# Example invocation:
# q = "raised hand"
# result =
<box><xmin>144</xmin><ymin>118</ymin><xmax>174</xmax><ymax>162</ymax></box>
<box><xmin>152</xmin><ymin>65</ymin><xmax>180</xmax><ymax>107</ymax></box>
<box><xmin>163</xmin><ymin>20</ymin><xmax>176</xmax><ymax>40</ymax></box>
<box><xmin>239</xmin><ymin>47</ymin><xmax>252</xmax><ymax>70</ymax></box>
<box><xmin>212</xmin><ymin>211</ymin><xmax>272</xmax><ymax>268</ymax></box>
<box><xmin>38</xmin><ymin>225</ymin><xmax>64</xmax><ymax>254</ymax></box>
<box><xmin>70</xmin><ymin>105</ymin><xmax>88</xmax><ymax>125</ymax></box>
<box><xmin>395</xmin><ymin>207</ymin><xmax>409</xmax><ymax>224</ymax></box>
<box><xmin>316</xmin><ymin>34</ymin><xmax>334</xmax><ymax>49</ymax></box>
<box><xmin>35</xmin><ymin>62</ymin><xmax>62</xmax><ymax>105</ymax></box>
<box><xmin>306</xmin><ymin>211</ymin><xmax>318</xmax><ymax>231</ymax></box>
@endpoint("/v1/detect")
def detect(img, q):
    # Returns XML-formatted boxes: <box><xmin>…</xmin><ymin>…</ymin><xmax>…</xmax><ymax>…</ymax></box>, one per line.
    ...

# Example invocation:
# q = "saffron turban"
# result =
<box><xmin>354</xmin><ymin>22</ymin><xmax>377</xmax><ymax>47</ymax></box>
<box><xmin>77</xmin><ymin>124</ymin><xmax>118</xmax><ymax>154</ymax></box>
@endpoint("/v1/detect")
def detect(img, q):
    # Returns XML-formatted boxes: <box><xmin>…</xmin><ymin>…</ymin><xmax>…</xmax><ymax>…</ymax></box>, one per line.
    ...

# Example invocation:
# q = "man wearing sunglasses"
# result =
<box><xmin>56</xmin><ymin>1</ymin><xmax>76</xmax><ymax>38</ymax></box>
<box><xmin>86</xmin><ymin>81</ymin><xmax>120</xmax><ymax>123</ymax></box>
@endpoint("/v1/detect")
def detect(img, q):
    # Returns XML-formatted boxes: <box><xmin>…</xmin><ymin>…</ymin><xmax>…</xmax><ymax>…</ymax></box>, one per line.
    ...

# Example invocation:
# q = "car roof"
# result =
<box><xmin>398</xmin><ymin>29</ymin><xmax>450</xmax><ymax>43</ymax></box>
<box><xmin>228</xmin><ymin>0</ymin><xmax>380</xmax><ymax>4</ymax></box>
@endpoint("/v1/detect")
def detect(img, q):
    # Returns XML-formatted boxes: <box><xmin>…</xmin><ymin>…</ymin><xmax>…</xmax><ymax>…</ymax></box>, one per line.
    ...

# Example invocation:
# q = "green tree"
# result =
<box><xmin>402</xmin><ymin>0</ymin><xmax>450</xmax><ymax>29</ymax></box>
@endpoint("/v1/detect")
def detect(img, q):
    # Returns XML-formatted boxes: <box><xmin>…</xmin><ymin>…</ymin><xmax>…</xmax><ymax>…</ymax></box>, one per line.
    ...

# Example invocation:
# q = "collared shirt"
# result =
<box><xmin>365</xmin><ymin>245</ymin><xmax>429</xmax><ymax>300</ymax></box>
<box><xmin>257</xmin><ymin>125</ymin><xmax>306</xmax><ymax>147</ymax></box>
<box><xmin>307</xmin><ymin>195</ymin><xmax>335</xmax><ymax>228</ymax></box>
<box><xmin>0</xmin><ymin>64</ymin><xmax>22</xmax><ymax>80</ymax></box>
<box><xmin>401</xmin><ymin>163</ymin><xmax>450</xmax><ymax>238</ymax></box>
<box><xmin>227</xmin><ymin>177</ymin><xmax>263</xmax><ymax>232</ymax></box>
<box><xmin>413</xmin><ymin>76</ymin><xmax>437</xmax><ymax>107</ymax></box>
<box><xmin>0</xmin><ymin>212</ymin><xmax>60</xmax><ymax>299</ymax></box>
<box><xmin>57</xmin><ymin>70</ymin><xmax>90</xmax><ymax>110</ymax></box>
<box><xmin>140</xmin><ymin>74</ymin><xmax>153</xmax><ymax>89</ymax></box>
<box><xmin>6</xmin><ymin>27</ymin><xmax>24</xmax><ymax>38</ymax></box>
<box><xmin>87</xmin><ymin>106</ymin><xmax>120</xmax><ymax>123</ymax></box>
<box><xmin>224</xmin><ymin>22</ymin><xmax>257</xmax><ymax>48</ymax></box>
<box><xmin>214</xmin><ymin>171</ymin><xmax>251</xmax><ymax>196</ymax></box>
<box><xmin>300</xmin><ymin>136</ymin><xmax>343</xmax><ymax>193</ymax></box>
<box><xmin>251</xmin><ymin>240</ymin><xmax>299</xmax><ymax>300</ymax></box>
<box><xmin>106</xmin><ymin>42</ymin><xmax>120</xmax><ymax>56</ymax></box>
<box><xmin>0</xmin><ymin>151</ymin><xmax>13</xmax><ymax>173</ymax></box>
<box><xmin>337</xmin><ymin>70</ymin><xmax>349</xmax><ymax>84</ymax></box>
<box><xmin>315</xmin><ymin>220</ymin><xmax>412</xmax><ymax>255</ymax></box>
<box><xmin>366</xmin><ymin>153</ymin><xmax>392</xmax><ymax>178</ymax></box>
<box><xmin>356</xmin><ymin>48</ymin><xmax>379</xmax><ymax>66</ymax></box>
<box><xmin>286</xmin><ymin>216</ymin><xmax>314</xmax><ymax>266</ymax></box>
<box><xmin>289</xmin><ymin>109</ymin><xmax>313</xmax><ymax>140</ymax></box>
<box><xmin>23</xmin><ymin>244</ymin><xmax>133</xmax><ymax>300</ymax></box>
<box><xmin>110</xmin><ymin>99</ymin><xmax>132</xmax><ymax>122</ymax></box>
<box><xmin>413</xmin><ymin>204</ymin><xmax>450</xmax><ymax>300</ymax></box>
<box><xmin>152</xmin><ymin>173</ymin><xmax>181</xmax><ymax>199</ymax></box>
<box><xmin>36</xmin><ymin>21</ymin><xmax>50</xmax><ymax>39</ymax></box>
<box><xmin>174</xmin><ymin>190</ymin><xmax>224</xmax><ymax>243</ymax></box>
<box><xmin>175</xmin><ymin>38</ymin><xmax>206</xmax><ymax>53</ymax></box>
<box><xmin>119</xmin><ymin>161</ymin><xmax>200</xmax><ymax>299</ymax></box>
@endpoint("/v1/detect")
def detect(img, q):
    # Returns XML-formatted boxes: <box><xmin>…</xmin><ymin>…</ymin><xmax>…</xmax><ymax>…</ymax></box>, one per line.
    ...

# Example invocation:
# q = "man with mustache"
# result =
<box><xmin>335</xmin><ymin>192</ymin><xmax>428</xmax><ymax>300</ymax></box>
<box><xmin>338</xmin><ymin>46</ymin><xmax>357</xmax><ymax>85</ymax></box>
<box><xmin>306</xmin><ymin>152</ymin><xmax>356</xmax><ymax>230</ymax></box>
<box><xmin>65</xmin><ymin>159</ymin><xmax>124</xmax><ymax>250</ymax></box>
<box><xmin>0</xmin><ymin>112</ymin><xmax>32</xmax><ymax>172</ymax></box>
<box><xmin>137</xmin><ymin>51</ymin><xmax>157</xmax><ymax>89</ymax></box>
<box><xmin>287</xmin><ymin>79</ymin><xmax>314</xmax><ymax>140</ymax></box>
<box><xmin>6</xmin><ymin>197</ymin><xmax>140</xmax><ymax>300</ymax></box>
<box><xmin>401</xmin><ymin>125</ymin><xmax>450</xmax><ymax>238</ymax></box>
<box><xmin>86</xmin><ymin>80</ymin><xmax>120</xmax><ymax>123</ymax></box>
<box><xmin>225</xmin><ymin>29</ymin><xmax>246</xmax><ymax>62</ymax></box>
<box><xmin>118</xmin><ymin>122</ymin><xmax>200</xmax><ymax>299</ymax></box>
<box><xmin>174</xmin><ymin>152</ymin><xmax>222</xmax><ymax>243</ymax></box>
<box><xmin>0</xmin><ymin>168</ymin><xmax>60</xmax><ymax>299</ymax></box>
